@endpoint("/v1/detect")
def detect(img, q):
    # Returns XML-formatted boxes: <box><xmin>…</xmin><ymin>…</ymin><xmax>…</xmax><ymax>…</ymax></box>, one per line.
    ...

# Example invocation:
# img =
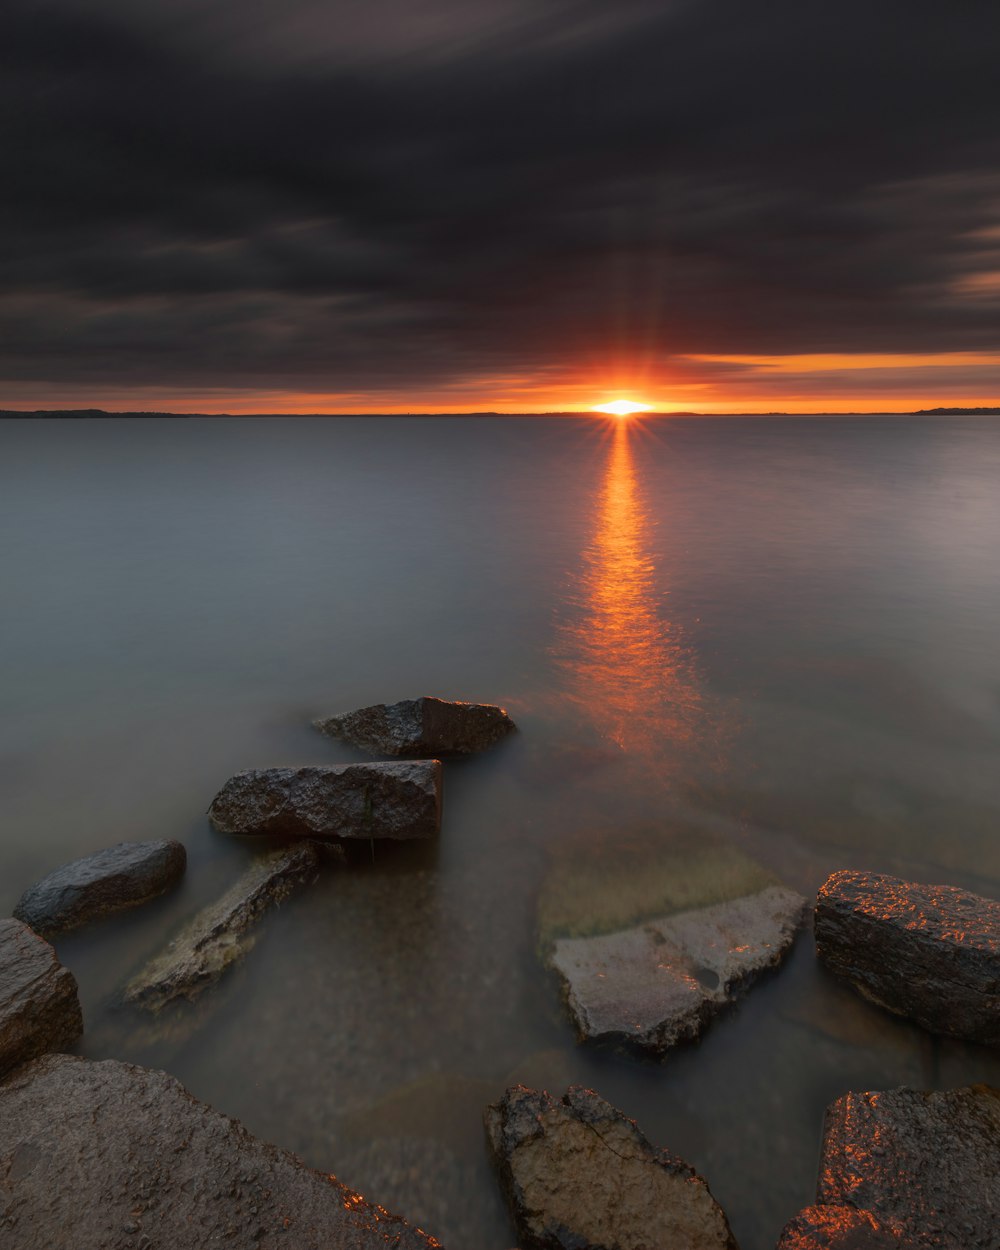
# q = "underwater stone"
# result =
<box><xmin>208</xmin><ymin>762</ymin><xmax>442</xmax><ymax>839</ymax></box>
<box><xmin>315</xmin><ymin>695</ymin><xmax>515</xmax><ymax>757</ymax></box>
<box><xmin>485</xmin><ymin>1084</ymin><xmax>737</xmax><ymax>1250</ymax></box>
<box><xmin>815</xmin><ymin>869</ymin><xmax>1000</xmax><ymax>1043</ymax></box>
<box><xmin>776</xmin><ymin>1205</ymin><xmax>916</xmax><ymax>1250</ymax></box>
<box><xmin>0</xmin><ymin>919</ymin><xmax>82</xmax><ymax>1079</ymax></box>
<box><xmin>0</xmin><ymin>1053</ymin><xmax>441</xmax><ymax>1250</ymax></box>
<box><xmin>13</xmin><ymin>839</ymin><xmax>187</xmax><ymax>938</ymax></box>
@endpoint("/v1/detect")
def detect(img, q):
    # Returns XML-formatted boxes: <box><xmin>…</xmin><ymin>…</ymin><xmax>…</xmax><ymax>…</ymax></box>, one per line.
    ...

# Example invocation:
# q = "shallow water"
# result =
<box><xmin>2</xmin><ymin>414</ymin><xmax>1000</xmax><ymax>1248</ymax></box>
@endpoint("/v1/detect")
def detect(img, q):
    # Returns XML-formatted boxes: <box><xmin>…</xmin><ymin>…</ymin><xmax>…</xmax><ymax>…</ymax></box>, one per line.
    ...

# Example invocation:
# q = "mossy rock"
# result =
<box><xmin>536</xmin><ymin>826</ymin><xmax>777</xmax><ymax>953</ymax></box>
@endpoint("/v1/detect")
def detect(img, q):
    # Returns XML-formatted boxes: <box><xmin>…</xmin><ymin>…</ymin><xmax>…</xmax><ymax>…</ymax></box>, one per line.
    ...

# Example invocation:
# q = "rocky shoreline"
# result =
<box><xmin>2</xmin><ymin>694</ymin><xmax>1000</xmax><ymax>1248</ymax></box>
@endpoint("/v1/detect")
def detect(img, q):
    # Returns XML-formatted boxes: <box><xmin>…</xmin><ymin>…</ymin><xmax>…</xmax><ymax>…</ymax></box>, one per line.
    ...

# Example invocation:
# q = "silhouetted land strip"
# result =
<box><xmin>3</xmin><ymin>407</ymin><xmax>999</xmax><ymax>419</ymax></box>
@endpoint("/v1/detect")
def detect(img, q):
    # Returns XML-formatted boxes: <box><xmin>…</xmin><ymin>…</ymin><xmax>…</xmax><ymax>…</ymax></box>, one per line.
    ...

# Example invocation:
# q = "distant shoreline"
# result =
<box><xmin>2</xmin><ymin>407</ymin><xmax>1000</xmax><ymax>420</ymax></box>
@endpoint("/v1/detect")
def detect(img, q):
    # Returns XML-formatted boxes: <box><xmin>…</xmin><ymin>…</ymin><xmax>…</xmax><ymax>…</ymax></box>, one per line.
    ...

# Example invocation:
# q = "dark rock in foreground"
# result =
<box><xmin>0</xmin><ymin>919</ymin><xmax>82</xmax><ymax>1079</ymax></box>
<box><xmin>815</xmin><ymin>869</ymin><xmax>1000</xmax><ymax>1043</ymax></box>
<box><xmin>315</xmin><ymin>696</ymin><xmax>515</xmax><ymax>757</ymax></box>
<box><xmin>777</xmin><ymin>1205</ymin><xmax>915</xmax><ymax>1250</ymax></box>
<box><xmin>0</xmin><ymin>1053</ymin><xmax>441</xmax><ymax>1249</ymax></box>
<box><xmin>548</xmin><ymin>884</ymin><xmax>805</xmax><ymax>1055</ymax></box>
<box><xmin>484</xmin><ymin>1085</ymin><xmax>737</xmax><ymax>1250</ymax></box>
<box><xmin>13</xmin><ymin>839</ymin><xmax>187</xmax><ymax>938</ymax></box>
<box><xmin>209</xmin><ymin>762</ymin><xmax>442</xmax><ymax>839</ymax></box>
<box><xmin>818</xmin><ymin>1085</ymin><xmax>1000</xmax><ymax>1248</ymax></box>
<box><xmin>124</xmin><ymin>842</ymin><xmax>322</xmax><ymax>1011</ymax></box>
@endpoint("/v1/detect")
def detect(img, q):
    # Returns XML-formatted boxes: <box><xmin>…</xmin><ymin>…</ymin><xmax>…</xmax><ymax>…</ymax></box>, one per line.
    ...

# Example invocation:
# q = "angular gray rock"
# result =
<box><xmin>0</xmin><ymin>1053</ymin><xmax>441</xmax><ymax>1250</ymax></box>
<box><xmin>814</xmin><ymin>869</ymin><xmax>1000</xmax><ymax>1043</ymax></box>
<box><xmin>817</xmin><ymin>1085</ymin><xmax>1000</xmax><ymax>1249</ymax></box>
<box><xmin>548</xmin><ymin>885</ymin><xmax>806</xmax><ymax>1055</ymax></box>
<box><xmin>13</xmin><ymin>839</ymin><xmax>187</xmax><ymax>938</ymax></box>
<box><xmin>124</xmin><ymin>842</ymin><xmax>322</xmax><ymax>1011</ymax></box>
<box><xmin>208</xmin><ymin>762</ymin><xmax>442</xmax><ymax>839</ymax></box>
<box><xmin>315</xmin><ymin>696</ymin><xmax>515</xmax><ymax>757</ymax></box>
<box><xmin>0</xmin><ymin>919</ymin><xmax>82</xmax><ymax>1079</ymax></box>
<box><xmin>777</xmin><ymin>1205</ymin><xmax>916</xmax><ymax>1250</ymax></box>
<box><xmin>484</xmin><ymin>1085</ymin><xmax>737</xmax><ymax>1250</ymax></box>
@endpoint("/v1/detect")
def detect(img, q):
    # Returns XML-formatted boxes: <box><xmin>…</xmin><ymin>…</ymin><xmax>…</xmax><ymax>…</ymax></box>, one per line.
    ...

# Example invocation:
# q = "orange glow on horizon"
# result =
<box><xmin>594</xmin><ymin>400</ymin><xmax>651</xmax><ymax>417</ymax></box>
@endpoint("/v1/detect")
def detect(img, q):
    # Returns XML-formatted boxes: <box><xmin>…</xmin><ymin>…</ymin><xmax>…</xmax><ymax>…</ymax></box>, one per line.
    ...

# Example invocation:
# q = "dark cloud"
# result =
<box><xmin>3</xmin><ymin>0</ymin><xmax>1000</xmax><ymax>402</ymax></box>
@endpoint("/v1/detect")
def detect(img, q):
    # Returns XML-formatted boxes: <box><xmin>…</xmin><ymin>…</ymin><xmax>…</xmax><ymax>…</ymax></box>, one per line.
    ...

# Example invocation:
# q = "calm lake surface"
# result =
<box><xmin>2</xmin><ymin>414</ymin><xmax>1000</xmax><ymax>1248</ymax></box>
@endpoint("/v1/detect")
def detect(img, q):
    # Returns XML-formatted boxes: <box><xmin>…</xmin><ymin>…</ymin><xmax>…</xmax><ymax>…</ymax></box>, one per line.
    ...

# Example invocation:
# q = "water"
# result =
<box><xmin>2</xmin><ymin>414</ymin><xmax>1000</xmax><ymax>1247</ymax></box>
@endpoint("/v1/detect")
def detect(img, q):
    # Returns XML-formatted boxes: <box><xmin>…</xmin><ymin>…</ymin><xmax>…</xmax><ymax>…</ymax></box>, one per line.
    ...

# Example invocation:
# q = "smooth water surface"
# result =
<box><xmin>2</xmin><ymin>415</ymin><xmax>1000</xmax><ymax>1247</ymax></box>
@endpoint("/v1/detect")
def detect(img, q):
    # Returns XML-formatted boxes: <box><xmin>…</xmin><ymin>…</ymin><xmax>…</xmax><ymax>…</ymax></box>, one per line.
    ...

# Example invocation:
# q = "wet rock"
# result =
<box><xmin>208</xmin><ymin>762</ymin><xmax>442</xmax><ymax>839</ymax></box>
<box><xmin>0</xmin><ymin>1053</ymin><xmax>441</xmax><ymax>1250</ymax></box>
<box><xmin>817</xmin><ymin>1085</ymin><xmax>1000</xmax><ymax>1248</ymax></box>
<box><xmin>0</xmin><ymin>919</ymin><xmax>82</xmax><ymax>1079</ymax></box>
<box><xmin>484</xmin><ymin>1085</ymin><xmax>737</xmax><ymax>1250</ymax></box>
<box><xmin>315</xmin><ymin>696</ymin><xmax>515</xmax><ymax>757</ymax></box>
<box><xmin>13</xmin><ymin>839</ymin><xmax>187</xmax><ymax>937</ymax></box>
<box><xmin>815</xmin><ymin>870</ymin><xmax>1000</xmax><ymax>1043</ymax></box>
<box><xmin>777</xmin><ymin>1205</ymin><xmax>915</xmax><ymax>1250</ymax></box>
<box><xmin>550</xmin><ymin>886</ymin><xmax>804</xmax><ymax>1054</ymax></box>
<box><xmin>124</xmin><ymin>842</ymin><xmax>322</xmax><ymax>1011</ymax></box>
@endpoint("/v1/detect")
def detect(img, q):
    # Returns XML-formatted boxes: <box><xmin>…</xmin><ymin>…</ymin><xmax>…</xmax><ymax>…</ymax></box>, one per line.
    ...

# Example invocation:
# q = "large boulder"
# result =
<box><xmin>0</xmin><ymin>919</ymin><xmax>82</xmax><ymax>1079</ymax></box>
<box><xmin>13</xmin><ymin>839</ymin><xmax>187</xmax><ymax>938</ymax></box>
<box><xmin>124</xmin><ymin>842</ymin><xmax>322</xmax><ymax>1011</ymax></box>
<box><xmin>816</xmin><ymin>1085</ymin><xmax>1000</xmax><ymax>1248</ymax></box>
<box><xmin>814</xmin><ymin>870</ymin><xmax>1000</xmax><ymax>1043</ymax></box>
<box><xmin>208</xmin><ymin>762</ymin><xmax>442</xmax><ymax>840</ymax></box>
<box><xmin>0</xmin><ymin>1053</ymin><xmax>441</xmax><ymax>1250</ymax></box>
<box><xmin>484</xmin><ymin>1085</ymin><xmax>737</xmax><ymax>1250</ymax></box>
<box><xmin>315</xmin><ymin>696</ymin><xmax>515</xmax><ymax>757</ymax></box>
<box><xmin>539</xmin><ymin>831</ymin><xmax>805</xmax><ymax>1055</ymax></box>
<box><xmin>777</xmin><ymin>1205</ymin><xmax>916</xmax><ymax>1250</ymax></box>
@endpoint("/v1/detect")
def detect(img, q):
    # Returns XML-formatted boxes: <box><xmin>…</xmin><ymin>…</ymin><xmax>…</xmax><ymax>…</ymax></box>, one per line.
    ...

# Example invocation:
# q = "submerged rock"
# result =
<box><xmin>817</xmin><ymin>1085</ymin><xmax>1000</xmax><ymax>1248</ymax></box>
<box><xmin>484</xmin><ymin>1084</ymin><xmax>737</xmax><ymax>1250</ymax></box>
<box><xmin>814</xmin><ymin>870</ymin><xmax>1000</xmax><ymax>1043</ymax></box>
<box><xmin>0</xmin><ymin>1053</ymin><xmax>441</xmax><ymax>1250</ymax></box>
<box><xmin>539</xmin><ymin>831</ymin><xmax>805</xmax><ymax>1055</ymax></box>
<box><xmin>549</xmin><ymin>885</ymin><xmax>805</xmax><ymax>1054</ymax></box>
<box><xmin>0</xmin><ymin>919</ymin><xmax>82</xmax><ymax>1079</ymax></box>
<box><xmin>208</xmin><ymin>762</ymin><xmax>442</xmax><ymax>840</ymax></box>
<box><xmin>315</xmin><ymin>696</ymin><xmax>515</xmax><ymax>757</ymax></box>
<box><xmin>13</xmin><ymin>839</ymin><xmax>187</xmax><ymax>937</ymax></box>
<box><xmin>777</xmin><ymin>1205</ymin><xmax>914</xmax><ymax>1250</ymax></box>
<box><xmin>124</xmin><ymin>842</ymin><xmax>322</xmax><ymax>1011</ymax></box>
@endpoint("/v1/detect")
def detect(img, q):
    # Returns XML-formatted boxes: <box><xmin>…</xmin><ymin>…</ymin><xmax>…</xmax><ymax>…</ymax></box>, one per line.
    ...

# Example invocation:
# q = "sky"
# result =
<box><xmin>3</xmin><ymin>0</ymin><xmax>1000</xmax><ymax>413</ymax></box>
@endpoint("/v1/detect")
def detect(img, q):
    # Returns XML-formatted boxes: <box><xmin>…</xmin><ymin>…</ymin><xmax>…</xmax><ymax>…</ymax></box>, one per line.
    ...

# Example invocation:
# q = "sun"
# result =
<box><xmin>594</xmin><ymin>400</ymin><xmax>650</xmax><ymax>417</ymax></box>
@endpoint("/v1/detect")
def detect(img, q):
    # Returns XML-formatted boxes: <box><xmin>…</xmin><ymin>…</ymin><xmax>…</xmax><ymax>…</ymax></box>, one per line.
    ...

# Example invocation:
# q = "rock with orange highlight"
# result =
<box><xmin>315</xmin><ymin>696</ymin><xmax>516</xmax><ymax>757</ymax></box>
<box><xmin>777</xmin><ymin>1204</ymin><xmax>914</xmax><ymax>1250</ymax></box>
<box><xmin>817</xmin><ymin>1085</ymin><xmax>1000</xmax><ymax>1248</ymax></box>
<box><xmin>814</xmin><ymin>869</ymin><xmax>1000</xmax><ymax>1043</ymax></box>
<box><xmin>484</xmin><ymin>1084</ymin><xmax>737</xmax><ymax>1250</ymax></box>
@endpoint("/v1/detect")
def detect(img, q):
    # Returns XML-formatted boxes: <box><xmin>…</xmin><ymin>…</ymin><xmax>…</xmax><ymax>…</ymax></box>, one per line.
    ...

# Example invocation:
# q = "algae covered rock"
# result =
<box><xmin>0</xmin><ymin>1053</ymin><xmax>442</xmax><ymax>1250</ymax></box>
<box><xmin>815</xmin><ymin>870</ymin><xmax>1000</xmax><ymax>1043</ymax></box>
<box><xmin>316</xmin><ymin>695</ymin><xmax>516</xmax><ymax>757</ymax></box>
<box><xmin>818</xmin><ymin>1084</ymin><xmax>1000</xmax><ymax>1248</ymax></box>
<box><xmin>0</xmin><ymin>919</ymin><xmax>83</xmax><ymax>1079</ymax></box>
<box><xmin>124</xmin><ymin>842</ymin><xmax>321</xmax><ymax>1011</ymax></box>
<box><xmin>539</xmin><ymin>830</ymin><xmax>805</xmax><ymax>1055</ymax></box>
<box><xmin>208</xmin><ymin>762</ymin><xmax>442</xmax><ymax>840</ymax></box>
<box><xmin>485</xmin><ymin>1084</ymin><xmax>737</xmax><ymax>1250</ymax></box>
<box><xmin>14</xmin><ymin>839</ymin><xmax>186</xmax><ymax>937</ymax></box>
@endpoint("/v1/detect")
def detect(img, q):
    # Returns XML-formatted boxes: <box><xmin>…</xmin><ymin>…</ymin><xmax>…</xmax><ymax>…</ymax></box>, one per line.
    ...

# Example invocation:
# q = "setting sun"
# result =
<box><xmin>594</xmin><ymin>400</ymin><xmax>650</xmax><ymax>417</ymax></box>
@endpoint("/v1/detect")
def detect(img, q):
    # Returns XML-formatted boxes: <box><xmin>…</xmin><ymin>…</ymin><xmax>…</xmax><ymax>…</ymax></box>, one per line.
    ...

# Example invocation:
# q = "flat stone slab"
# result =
<box><xmin>0</xmin><ymin>919</ymin><xmax>82</xmax><ymax>1080</ymax></box>
<box><xmin>208</xmin><ymin>762</ymin><xmax>442</xmax><ymax>839</ymax></box>
<box><xmin>549</xmin><ymin>885</ymin><xmax>805</xmax><ymax>1054</ymax></box>
<box><xmin>0</xmin><ymin>1054</ymin><xmax>441</xmax><ymax>1249</ymax></box>
<box><xmin>777</xmin><ymin>1205</ymin><xmax>916</xmax><ymax>1250</ymax></box>
<box><xmin>815</xmin><ymin>869</ymin><xmax>1000</xmax><ymax>1043</ymax></box>
<box><xmin>13</xmin><ymin>839</ymin><xmax>186</xmax><ymax>938</ymax></box>
<box><xmin>124</xmin><ymin>842</ymin><xmax>322</xmax><ymax>1011</ymax></box>
<box><xmin>484</xmin><ymin>1084</ymin><xmax>737</xmax><ymax>1250</ymax></box>
<box><xmin>818</xmin><ymin>1085</ymin><xmax>1000</xmax><ymax>1248</ymax></box>
<box><xmin>315</xmin><ymin>696</ymin><xmax>515</xmax><ymax>757</ymax></box>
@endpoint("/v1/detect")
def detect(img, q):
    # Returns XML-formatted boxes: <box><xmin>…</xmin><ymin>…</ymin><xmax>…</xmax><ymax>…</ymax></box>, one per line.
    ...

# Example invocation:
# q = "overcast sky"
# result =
<box><xmin>4</xmin><ymin>0</ymin><xmax>1000</xmax><ymax>410</ymax></box>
